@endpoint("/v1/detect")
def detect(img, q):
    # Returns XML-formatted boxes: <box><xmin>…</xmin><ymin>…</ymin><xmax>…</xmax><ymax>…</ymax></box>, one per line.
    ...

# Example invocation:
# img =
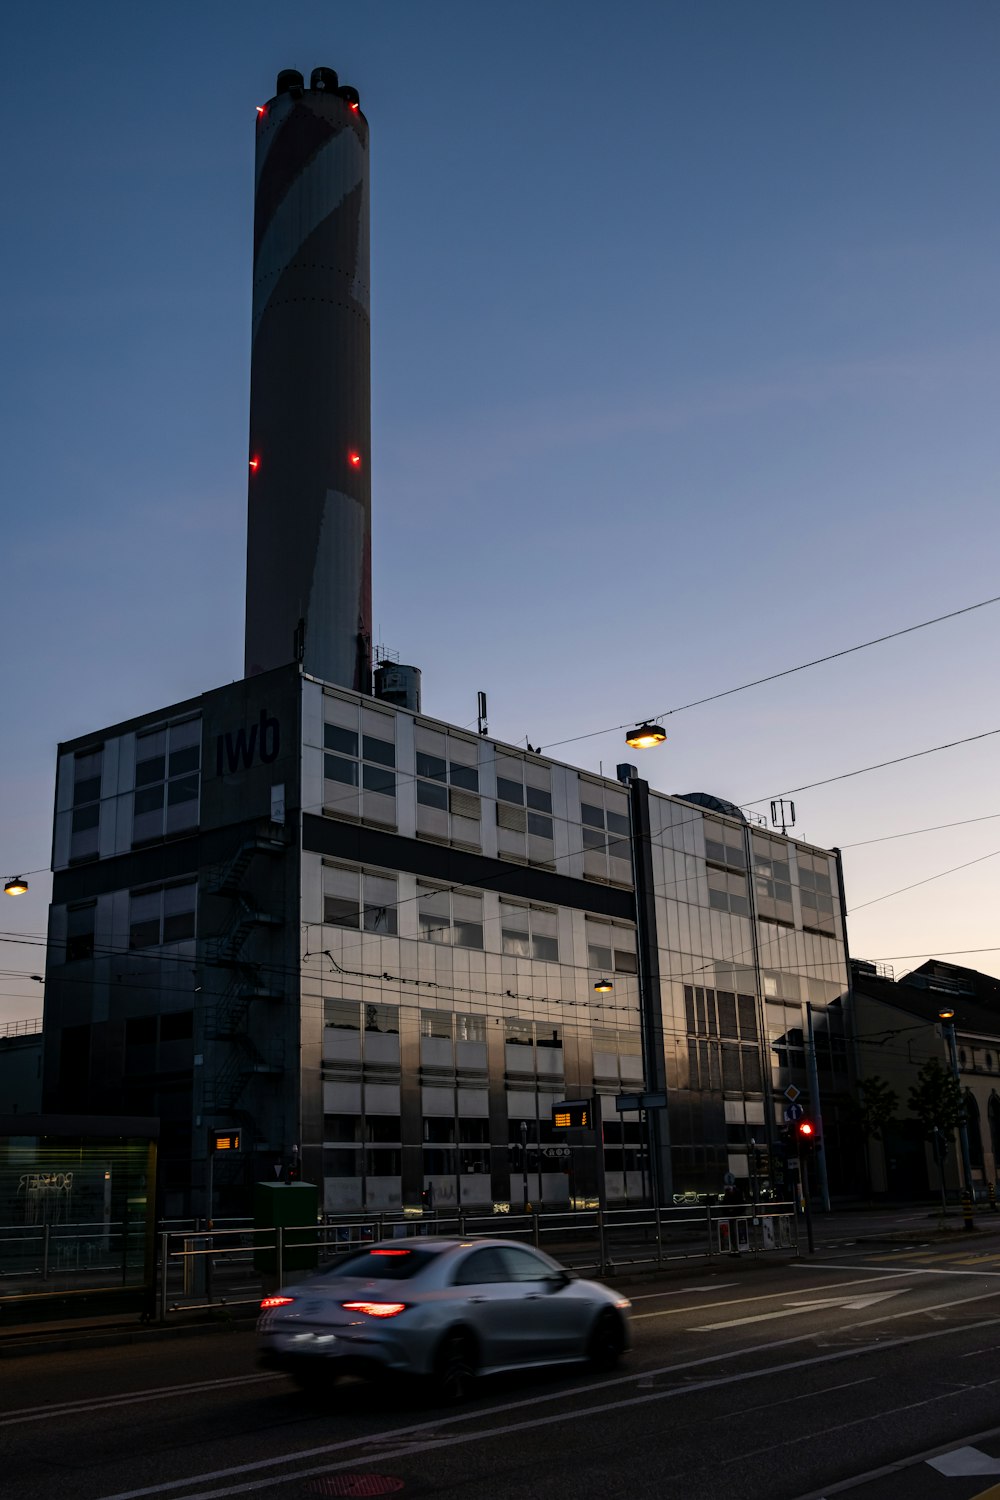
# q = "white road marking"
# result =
<box><xmin>94</xmin><ymin>1292</ymin><xmax>1000</xmax><ymax>1500</ymax></box>
<box><xmin>797</xmin><ymin>1260</ymin><xmax>1000</xmax><ymax>1278</ymax></box>
<box><xmin>0</xmin><ymin>1374</ymin><xmax>280</xmax><ymax>1427</ymax></box>
<box><xmin>632</xmin><ymin>1272</ymin><xmax>919</xmax><ymax>1321</ymax></box>
<box><xmin>629</xmin><ymin>1282</ymin><xmax>738</xmax><ymax>1300</ymax></box>
<box><xmin>691</xmin><ymin>1289</ymin><xmax>906</xmax><ymax>1331</ymax></box>
<box><xmin>929</xmin><ymin>1447</ymin><xmax>1000</xmax><ymax>1476</ymax></box>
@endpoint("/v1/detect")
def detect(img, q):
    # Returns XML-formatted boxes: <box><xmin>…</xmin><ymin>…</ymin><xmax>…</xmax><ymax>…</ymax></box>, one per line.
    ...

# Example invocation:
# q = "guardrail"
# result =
<box><xmin>155</xmin><ymin>1202</ymin><xmax>799</xmax><ymax>1321</ymax></box>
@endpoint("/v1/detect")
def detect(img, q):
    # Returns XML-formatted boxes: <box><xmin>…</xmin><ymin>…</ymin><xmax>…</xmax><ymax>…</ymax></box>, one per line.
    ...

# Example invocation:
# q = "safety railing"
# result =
<box><xmin>154</xmin><ymin>1201</ymin><xmax>799</xmax><ymax>1321</ymax></box>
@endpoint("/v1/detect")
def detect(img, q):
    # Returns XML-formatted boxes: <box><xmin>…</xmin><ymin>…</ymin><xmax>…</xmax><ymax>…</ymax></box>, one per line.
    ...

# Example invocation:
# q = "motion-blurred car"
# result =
<box><xmin>257</xmin><ymin>1236</ymin><xmax>631</xmax><ymax>1402</ymax></box>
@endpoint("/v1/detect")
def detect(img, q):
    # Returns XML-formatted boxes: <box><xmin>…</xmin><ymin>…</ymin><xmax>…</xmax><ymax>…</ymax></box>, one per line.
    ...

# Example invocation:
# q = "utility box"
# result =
<box><xmin>253</xmin><ymin>1181</ymin><xmax>319</xmax><ymax>1275</ymax></box>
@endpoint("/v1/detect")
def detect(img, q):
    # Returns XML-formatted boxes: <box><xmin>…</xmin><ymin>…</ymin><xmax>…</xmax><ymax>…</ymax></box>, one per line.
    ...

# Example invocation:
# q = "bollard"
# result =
<box><xmin>990</xmin><ymin>1182</ymin><xmax>998</xmax><ymax>1214</ymax></box>
<box><xmin>962</xmin><ymin>1190</ymin><xmax>976</xmax><ymax>1233</ymax></box>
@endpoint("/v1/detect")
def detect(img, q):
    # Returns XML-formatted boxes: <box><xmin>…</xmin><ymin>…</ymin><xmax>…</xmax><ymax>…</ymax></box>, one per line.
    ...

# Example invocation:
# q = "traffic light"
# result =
<box><xmin>796</xmin><ymin>1119</ymin><xmax>818</xmax><ymax>1148</ymax></box>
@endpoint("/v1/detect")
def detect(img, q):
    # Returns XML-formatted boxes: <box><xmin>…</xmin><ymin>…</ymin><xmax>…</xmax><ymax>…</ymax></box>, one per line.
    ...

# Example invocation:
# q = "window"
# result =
<box><xmin>752</xmin><ymin>835</ymin><xmax>794</xmax><ymax>923</ymax></box>
<box><xmin>414</xmin><ymin>727</ymin><xmax>481</xmax><ymax>846</ymax></box>
<box><xmin>704</xmin><ymin>817</ymin><xmax>746</xmax><ymax>872</ymax></box>
<box><xmin>579</xmin><ymin>785</ymin><xmax>631</xmax><ymax>881</ymax></box>
<box><xmin>323</xmin><ymin>865</ymin><xmax>398</xmax><ymax>935</ymax></box>
<box><xmin>453</xmin><ymin>1247</ymin><xmax>510</xmax><ymax>1286</ymax></box>
<box><xmin>585</xmin><ymin>917</ymin><xmax>638</xmax><ymax>974</ymax></box>
<box><xmin>500</xmin><ymin>902</ymin><xmax>559</xmax><ymax>962</ymax></box>
<box><xmin>707</xmin><ymin>867</ymin><xmax>750</xmax><ymax>917</ymax></box>
<box><xmin>128</xmin><ymin>880</ymin><xmax>196</xmax><ymax>949</ymax></box>
<box><xmin>363</xmin><ymin>1002</ymin><xmax>398</xmax><ymax>1034</ymax></box>
<box><xmin>421</xmin><ymin>1010</ymin><xmax>453</xmax><ymax>1040</ymax></box>
<box><xmin>70</xmin><ymin>747</ymin><xmax>103</xmax><ymax>861</ymax></box>
<box><xmin>495</xmin><ymin>756</ymin><xmax>554</xmax><ymax>863</ymax></box>
<box><xmin>132</xmin><ymin>719</ymin><xmax>200</xmax><ymax>844</ymax></box>
<box><xmin>323</xmin><ymin>703</ymin><xmax>397</xmax><ymax>824</ymax></box>
<box><xmin>798</xmin><ymin>851</ymin><xmax>836</xmax><ymax>933</ymax></box>
<box><xmin>416</xmin><ymin>885</ymin><xmax>483</xmax><ymax>949</ymax></box>
<box><xmin>500</xmin><ymin>1246</ymin><xmax>556</xmax><ymax>1282</ymax></box>
<box><xmin>66</xmin><ymin>903</ymin><xmax>96</xmax><ymax>962</ymax></box>
<box><xmin>456</xmin><ymin>1012</ymin><xmax>486</xmax><ymax>1044</ymax></box>
<box><xmin>325</xmin><ymin>998</ymin><xmax>360</xmax><ymax>1029</ymax></box>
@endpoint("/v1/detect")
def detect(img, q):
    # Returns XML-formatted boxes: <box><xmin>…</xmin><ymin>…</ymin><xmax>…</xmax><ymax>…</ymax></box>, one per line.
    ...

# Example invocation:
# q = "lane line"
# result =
<box><xmin>633</xmin><ymin>1271</ymin><xmax>928</xmax><ymax>1320</ymax></box>
<box><xmin>93</xmin><ymin>1294</ymin><xmax>1000</xmax><ymax>1500</ymax></box>
<box><xmin>95</xmin><ymin>1319</ymin><xmax>1000</xmax><ymax>1500</ymax></box>
<box><xmin>795</xmin><ymin>1261</ymin><xmax>1000</xmax><ymax>1279</ymax></box>
<box><xmin>790</xmin><ymin>1417</ymin><xmax>1000</xmax><ymax>1500</ymax></box>
<box><xmin>629</xmin><ymin>1282</ymin><xmax>738</xmax><ymax>1300</ymax></box>
<box><xmin>1</xmin><ymin>1374</ymin><xmax>280</xmax><ymax>1427</ymax></box>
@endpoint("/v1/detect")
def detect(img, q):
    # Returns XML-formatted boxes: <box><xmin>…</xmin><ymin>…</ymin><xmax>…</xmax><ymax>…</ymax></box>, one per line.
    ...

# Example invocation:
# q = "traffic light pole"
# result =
<box><xmin>797</xmin><ymin>1137</ymin><xmax>815</xmax><ymax>1254</ymax></box>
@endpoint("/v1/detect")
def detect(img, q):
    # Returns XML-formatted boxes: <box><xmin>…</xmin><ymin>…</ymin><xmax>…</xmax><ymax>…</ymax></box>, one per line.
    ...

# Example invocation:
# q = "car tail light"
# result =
<box><xmin>260</xmin><ymin>1295</ymin><xmax>295</xmax><ymax>1309</ymax></box>
<box><xmin>341</xmin><ymin>1301</ymin><xmax>408</xmax><ymax>1318</ymax></box>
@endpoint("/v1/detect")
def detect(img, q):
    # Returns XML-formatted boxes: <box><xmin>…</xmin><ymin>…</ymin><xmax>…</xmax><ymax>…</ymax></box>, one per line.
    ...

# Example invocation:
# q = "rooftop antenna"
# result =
<box><xmin>477</xmin><ymin>691</ymin><xmax>488</xmax><ymax>737</ymax></box>
<box><xmin>771</xmin><ymin>798</ymin><xmax>796</xmax><ymax>836</ymax></box>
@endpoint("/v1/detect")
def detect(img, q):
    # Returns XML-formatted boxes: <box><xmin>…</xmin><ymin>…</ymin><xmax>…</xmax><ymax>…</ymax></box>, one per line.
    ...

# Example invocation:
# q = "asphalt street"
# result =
<box><xmin>6</xmin><ymin>1215</ymin><xmax>1000</xmax><ymax>1500</ymax></box>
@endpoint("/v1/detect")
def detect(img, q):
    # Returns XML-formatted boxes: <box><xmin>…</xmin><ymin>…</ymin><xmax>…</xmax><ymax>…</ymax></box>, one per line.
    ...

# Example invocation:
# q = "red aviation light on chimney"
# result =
<box><xmin>349</xmin><ymin>102</ymin><xmax>360</xmax><ymax>113</ymax></box>
<box><xmin>249</xmin><ymin>456</ymin><xmax>261</xmax><ymax>472</ymax></box>
<box><xmin>348</xmin><ymin>450</ymin><xmax>362</xmax><ymax>469</ymax></box>
<box><xmin>256</xmin><ymin>105</ymin><xmax>266</xmax><ymax>117</ymax></box>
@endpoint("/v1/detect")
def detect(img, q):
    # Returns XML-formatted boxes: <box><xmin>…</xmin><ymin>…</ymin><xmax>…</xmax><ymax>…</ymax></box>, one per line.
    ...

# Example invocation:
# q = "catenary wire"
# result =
<box><xmin>540</xmin><ymin>592</ymin><xmax>1000</xmax><ymax>751</ymax></box>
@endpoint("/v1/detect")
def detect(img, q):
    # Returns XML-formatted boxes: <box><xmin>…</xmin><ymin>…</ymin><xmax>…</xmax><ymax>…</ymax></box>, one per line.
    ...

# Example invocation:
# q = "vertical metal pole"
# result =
<box><xmin>159</xmin><ymin>1231</ymin><xmax>170</xmax><ymax>1322</ymax></box>
<box><xmin>797</xmin><ymin>1142</ymin><xmax>815</xmax><ymax>1254</ymax></box>
<box><xmin>628</xmin><ymin>778</ymin><xmax>672</xmax><ymax>1207</ymax></box>
<box><xmin>276</xmin><ymin>1225</ymin><xmax>284</xmax><ymax>1289</ymax></box>
<box><xmin>804</xmin><ymin>1003</ymin><xmax>832</xmax><ymax>1212</ymax></box>
<box><xmin>520</xmin><ymin>1120</ymin><xmax>529</xmax><ymax>1212</ymax></box>
<box><xmin>592</xmin><ymin>1093</ymin><xmax>608</xmax><ymax>1213</ymax></box>
<box><xmin>945</xmin><ymin>1021</ymin><xmax>974</xmax><ymax>1198</ymax></box>
<box><xmin>42</xmin><ymin>1223</ymin><xmax>50</xmax><ymax>1281</ymax></box>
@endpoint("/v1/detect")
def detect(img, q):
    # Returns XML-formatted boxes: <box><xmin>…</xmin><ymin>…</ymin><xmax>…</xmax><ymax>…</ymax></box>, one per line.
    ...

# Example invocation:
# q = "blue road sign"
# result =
<box><xmin>784</xmin><ymin>1102</ymin><xmax>805</xmax><ymax>1123</ymax></box>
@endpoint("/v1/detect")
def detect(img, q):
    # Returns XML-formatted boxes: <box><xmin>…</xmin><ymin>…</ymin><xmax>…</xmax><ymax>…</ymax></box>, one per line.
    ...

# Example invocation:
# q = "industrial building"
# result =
<box><xmin>40</xmin><ymin>67</ymin><xmax>851</xmax><ymax>1220</ymax></box>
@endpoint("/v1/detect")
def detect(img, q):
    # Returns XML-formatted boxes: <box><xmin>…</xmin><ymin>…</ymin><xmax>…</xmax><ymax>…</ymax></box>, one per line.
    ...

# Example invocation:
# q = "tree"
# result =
<box><xmin>908</xmin><ymin>1057</ymin><xmax>966</xmax><ymax>1212</ymax></box>
<box><xmin>841</xmin><ymin>1076</ymin><xmax>899</xmax><ymax>1201</ymax></box>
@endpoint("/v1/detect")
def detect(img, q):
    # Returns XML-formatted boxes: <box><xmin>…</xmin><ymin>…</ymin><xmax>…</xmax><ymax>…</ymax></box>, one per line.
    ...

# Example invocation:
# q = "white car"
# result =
<box><xmin>257</xmin><ymin>1235</ymin><xmax>631</xmax><ymax>1402</ymax></box>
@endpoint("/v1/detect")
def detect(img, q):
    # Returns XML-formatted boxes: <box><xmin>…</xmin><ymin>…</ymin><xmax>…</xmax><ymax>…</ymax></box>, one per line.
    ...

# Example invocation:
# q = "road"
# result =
<box><xmin>7</xmin><ymin>1222</ymin><xmax>1000</xmax><ymax>1500</ymax></box>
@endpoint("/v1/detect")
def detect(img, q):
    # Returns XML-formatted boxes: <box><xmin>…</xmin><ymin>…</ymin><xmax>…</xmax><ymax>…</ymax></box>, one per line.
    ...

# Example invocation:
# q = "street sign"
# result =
<box><xmin>542</xmin><ymin>1146</ymin><xmax>571</xmax><ymax>1160</ymax></box>
<box><xmin>783</xmin><ymin>1102</ymin><xmax>805</xmax><ymax>1123</ymax></box>
<box><xmin>615</xmin><ymin>1091</ymin><xmax>669</xmax><ymax>1112</ymax></box>
<box><xmin>552</xmin><ymin>1100</ymin><xmax>591</xmax><ymax>1129</ymax></box>
<box><xmin>211</xmin><ymin>1128</ymin><xmax>242</xmax><ymax>1153</ymax></box>
<box><xmin>784</xmin><ymin>1085</ymin><xmax>801</xmax><ymax>1102</ymax></box>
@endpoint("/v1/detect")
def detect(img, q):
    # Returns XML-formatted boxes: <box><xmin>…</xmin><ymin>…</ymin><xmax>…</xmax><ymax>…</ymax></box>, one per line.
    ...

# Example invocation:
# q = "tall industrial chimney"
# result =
<box><xmin>245</xmin><ymin>67</ymin><xmax>372</xmax><ymax>692</ymax></box>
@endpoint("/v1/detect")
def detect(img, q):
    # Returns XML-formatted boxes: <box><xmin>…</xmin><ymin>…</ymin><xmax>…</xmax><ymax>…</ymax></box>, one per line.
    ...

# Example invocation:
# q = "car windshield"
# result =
<box><xmin>321</xmin><ymin>1246</ymin><xmax>440</xmax><ymax>1280</ymax></box>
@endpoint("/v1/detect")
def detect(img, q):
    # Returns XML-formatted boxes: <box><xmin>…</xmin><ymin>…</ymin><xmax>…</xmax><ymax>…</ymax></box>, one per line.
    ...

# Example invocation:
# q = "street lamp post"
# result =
<box><xmin>938</xmin><ymin>1008</ymin><xmax>974</xmax><ymax>1200</ymax></box>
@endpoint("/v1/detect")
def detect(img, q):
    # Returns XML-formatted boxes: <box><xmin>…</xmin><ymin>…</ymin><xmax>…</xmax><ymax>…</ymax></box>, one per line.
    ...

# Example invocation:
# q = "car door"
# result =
<box><xmin>497</xmin><ymin>1246</ymin><xmax>588</xmax><ymax>1358</ymax></box>
<box><xmin>449</xmin><ymin>1245</ymin><xmax>521</xmax><ymax>1367</ymax></box>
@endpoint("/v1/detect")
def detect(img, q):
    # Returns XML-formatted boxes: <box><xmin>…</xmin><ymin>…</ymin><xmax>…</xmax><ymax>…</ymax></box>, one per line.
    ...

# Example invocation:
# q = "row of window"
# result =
<box><xmin>321</xmin><ymin>865</ymin><xmax>638</xmax><ymax>969</ymax></box>
<box><xmin>64</xmin><ymin>879</ymin><xmax>197</xmax><ymax>959</ymax></box>
<box><xmin>684</xmin><ymin>985</ymin><xmax>759</xmax><ymax>1042</ymax></box>
<box><xmin>67</xmin><ymin>718</ymin><xmax>202</xmax><ymax>864</ymax></box>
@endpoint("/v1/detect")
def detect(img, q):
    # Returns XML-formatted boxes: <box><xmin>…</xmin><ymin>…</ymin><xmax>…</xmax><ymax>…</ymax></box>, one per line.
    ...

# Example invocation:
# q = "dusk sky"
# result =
<box><xmin>2</xmin><ymin>1</ymin><xmax>999</xmax><ymax>1023</ymax></box>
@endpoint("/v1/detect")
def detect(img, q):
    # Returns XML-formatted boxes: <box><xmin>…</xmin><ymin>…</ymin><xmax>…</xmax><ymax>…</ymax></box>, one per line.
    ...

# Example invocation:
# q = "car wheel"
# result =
<box><xmin>433</xmin><ymin>1329</ymin><xmax>476</xmax><ymax>1405</ymax></box>
<box><xmin>587</xmin><ymin>1308</ymin><xmax>625</xmax><ymax>1371</ymax></box>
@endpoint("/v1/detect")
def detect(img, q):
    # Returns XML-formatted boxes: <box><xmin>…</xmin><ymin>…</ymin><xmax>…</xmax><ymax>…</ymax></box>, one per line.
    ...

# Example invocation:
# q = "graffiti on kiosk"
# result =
<box><xmin>17</xmin><ymin>1170</ymin><xmax>74</xmax><ymax>1224</ymax></box>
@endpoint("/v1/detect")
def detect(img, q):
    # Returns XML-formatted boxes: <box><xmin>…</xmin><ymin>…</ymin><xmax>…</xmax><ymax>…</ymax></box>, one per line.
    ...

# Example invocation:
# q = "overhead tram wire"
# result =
<box><xmin>539</xmin><ymin>591</ymin><xmax>1000</xmax><ymax>753</ymax></box>
<box><xmin>7</xmin><ymin>591</ymin><xmax>1000</xmax><ymax>884</ymax></box>
<box><xmin>742</xmin><ymin>725</ymin><xmax>1000</xmax><ymax>807</ymax></box>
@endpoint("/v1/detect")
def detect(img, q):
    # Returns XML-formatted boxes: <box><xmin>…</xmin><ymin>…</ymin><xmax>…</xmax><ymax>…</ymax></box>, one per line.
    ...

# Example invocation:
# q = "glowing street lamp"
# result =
<box><xmin>625</xmin><ymin>723</ymin><xmax>666</xmax><ymax>751</ymax></box>
<box><xmin>4</xmin><ymin>877</ymin><xmax>28</xmax><ymax>896</ymax></box>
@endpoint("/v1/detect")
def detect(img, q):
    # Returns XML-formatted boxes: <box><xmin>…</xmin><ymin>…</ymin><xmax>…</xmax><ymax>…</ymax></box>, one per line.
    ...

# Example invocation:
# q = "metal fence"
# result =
<box><xmin>153</xmin><ymin>1202</ymin><xmax>799</xmax><ymax>1322</ymax></box>
<box><xmin>0</xmin><ymin>1202</ymin><xmax>799</xmax><ymax>1319</ymax></box>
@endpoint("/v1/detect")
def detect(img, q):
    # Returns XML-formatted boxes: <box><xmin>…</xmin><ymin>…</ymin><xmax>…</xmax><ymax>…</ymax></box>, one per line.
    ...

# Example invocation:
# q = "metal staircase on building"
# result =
<box><xmin>200</xmin><ymin>824</ymin><xmax>291</xmax><ymax>1120</ymax></box>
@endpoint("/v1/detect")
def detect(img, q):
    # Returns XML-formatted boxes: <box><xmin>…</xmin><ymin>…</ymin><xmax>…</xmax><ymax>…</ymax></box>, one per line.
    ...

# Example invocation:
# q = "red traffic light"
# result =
<box><xmin>797</xmin><ymin>1120</ymin><xmax>815</xmax><ymax>1138</ymax></box>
